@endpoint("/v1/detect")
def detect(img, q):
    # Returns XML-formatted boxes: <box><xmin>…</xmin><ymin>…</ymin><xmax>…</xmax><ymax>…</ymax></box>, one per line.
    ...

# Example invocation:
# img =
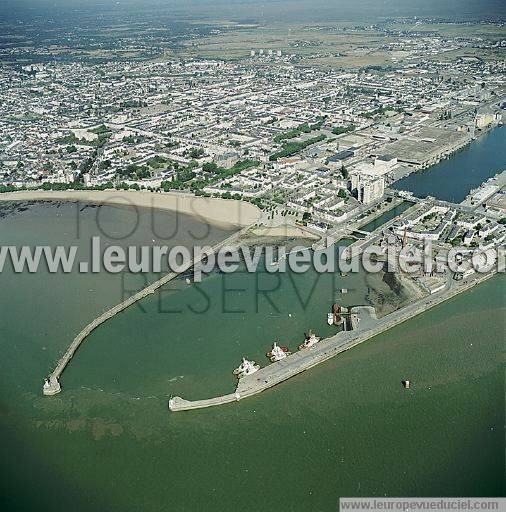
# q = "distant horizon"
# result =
<box><xmin>0</xmin><ymin>0</ymin><xmax>504</xmax><ymax>23</ymax></box>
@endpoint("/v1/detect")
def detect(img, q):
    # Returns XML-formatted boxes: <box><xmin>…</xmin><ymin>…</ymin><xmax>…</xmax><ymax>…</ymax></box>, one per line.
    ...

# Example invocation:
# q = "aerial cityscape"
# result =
<box><xmin>0</xmin><ymin>1</ymin><xmax>504</xmax><ymax>511</ymax></box>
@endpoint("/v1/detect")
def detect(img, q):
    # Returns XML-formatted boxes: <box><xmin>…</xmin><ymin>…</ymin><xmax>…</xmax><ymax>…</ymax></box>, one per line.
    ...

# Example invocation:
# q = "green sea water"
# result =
<box><xmin>0</xmin><ymin>200</ymin><xmax>504</xmax><ymax>512</ymax></box>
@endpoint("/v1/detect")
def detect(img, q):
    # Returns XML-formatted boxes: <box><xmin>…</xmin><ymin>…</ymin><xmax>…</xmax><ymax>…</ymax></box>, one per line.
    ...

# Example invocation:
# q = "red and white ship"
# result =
<box><xmin>266</xmin><ymin>342</ymin><xmax>291</xmax><ymax>362</ymax></box>
<box><xmin>298</xmin><ymin>330</ymin><xmax>321</xmax><ymax>350</ymax></box>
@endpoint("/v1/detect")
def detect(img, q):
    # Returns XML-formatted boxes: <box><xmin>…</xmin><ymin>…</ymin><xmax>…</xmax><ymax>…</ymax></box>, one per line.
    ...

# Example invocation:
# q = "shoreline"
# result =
<box><xmin>0</xmin><ymin>189</ymin><xmax>321</xmax><ymax>240</ymax></box>
<box><xmin>0</xmin><ymin>189</ymin><xmax>261</xmax><ymax>230</ymax></box>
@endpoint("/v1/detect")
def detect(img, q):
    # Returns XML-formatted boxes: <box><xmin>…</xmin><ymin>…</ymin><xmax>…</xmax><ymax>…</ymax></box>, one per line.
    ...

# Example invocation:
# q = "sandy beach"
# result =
<box><xmin>0</xmin><ymin>189</ymin><xmax>261</xmax><ymax>228</ymax></box>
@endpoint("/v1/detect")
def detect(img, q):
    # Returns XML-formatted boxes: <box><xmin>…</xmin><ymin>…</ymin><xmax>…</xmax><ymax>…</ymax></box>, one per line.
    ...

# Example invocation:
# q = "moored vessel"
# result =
<box><xmin>333</xmin><ymin>303</ymin><xmax>342</xmax><ymax>325</ymax></box>
<box><xmin>298</xmin><ymin>330</ymin><xmax>321</xmax><ymax>350</ymax></box>
<box><xmin>266</xmin><ymin>342</ymin><xmax>291</xmax><ymax>362</ymax></box>
<box><xmin>233</xmin><ymin>357</ymin><xmax>260</xmax><ymax>378</ymax></box>
<box><xmin>327</xmin><ymin>312</ymin><xmax>334</xmax><ymax>325</ymax></box>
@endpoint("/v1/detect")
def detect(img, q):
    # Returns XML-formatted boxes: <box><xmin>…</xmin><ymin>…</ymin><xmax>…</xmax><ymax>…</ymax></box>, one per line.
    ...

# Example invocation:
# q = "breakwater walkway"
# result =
<box><xmin>43</xmin><ymin>226</ymin><xmax>251</xmax><ymax>396</ymax></box>
<box><xmin>169</xmin><ymin>265</ymin><xmax>502</xmax><ymax>411</ymax></box>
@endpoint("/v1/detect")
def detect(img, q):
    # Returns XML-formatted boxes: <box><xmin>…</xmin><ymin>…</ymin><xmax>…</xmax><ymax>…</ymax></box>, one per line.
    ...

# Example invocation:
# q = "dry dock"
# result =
<box><xmin>169</xmin><ymin>267</ymin><xmax>501</xmax><ymax>412</ymax></box>
<box><xmin>43</xmin><ymin>225</ymin><xmax>252</xmax><ymax>396</ymax></box>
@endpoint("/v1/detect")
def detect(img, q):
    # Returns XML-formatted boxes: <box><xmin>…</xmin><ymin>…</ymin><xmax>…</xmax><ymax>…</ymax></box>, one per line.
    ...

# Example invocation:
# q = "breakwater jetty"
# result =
<box><xmin>43</xmin><ymin>226</ymin><xmax>251</xmax><ymax>396</ymax></box>
<box><xmin>169</xmin><ymin>266</ymin><xmax>501</xmax><ymax>412</ymax></box>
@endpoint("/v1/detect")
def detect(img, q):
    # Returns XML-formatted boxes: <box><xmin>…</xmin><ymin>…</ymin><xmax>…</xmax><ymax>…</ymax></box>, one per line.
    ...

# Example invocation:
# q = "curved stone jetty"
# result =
<box><xmin>43</xmin><ymin>226</ymin><xmax>251</xmax><ymax>396</ymax></box>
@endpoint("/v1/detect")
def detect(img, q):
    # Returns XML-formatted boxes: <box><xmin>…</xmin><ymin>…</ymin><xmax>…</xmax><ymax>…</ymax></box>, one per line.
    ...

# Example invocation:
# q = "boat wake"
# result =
<box><xmin>78</xmin><ymin>386</ymin><xmax>160</xmax><ymax>401</ymax></box>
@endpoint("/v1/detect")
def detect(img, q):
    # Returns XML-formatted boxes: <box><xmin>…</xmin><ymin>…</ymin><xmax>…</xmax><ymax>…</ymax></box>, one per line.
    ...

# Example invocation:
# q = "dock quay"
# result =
<box><xmin>311</xmin><ymin>197</ymin><xmax>411</xmax><ymax>252</ymax></box>
<box><xmin>169</xmin><ymin>266</ymin><xmax>502</xmax><ymax>412</ymax></box>
<box><xmin>342</xmin><ymin>204</ymin><xmax>422</xmax><ymax>257</ymax></box>
<box><xmin>43</xmin><ymin>225</ymin><xmax>252</xmax><ymax>396</ymax></box>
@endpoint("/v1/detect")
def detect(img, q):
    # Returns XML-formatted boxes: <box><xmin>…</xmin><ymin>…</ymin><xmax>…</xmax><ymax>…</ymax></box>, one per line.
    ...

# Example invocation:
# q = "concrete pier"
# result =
<box><xmin>169</xmin><ymin>393</ymin><xmax>240</xmax><ymax>411</ymax></box>
<box><xmin>169</xmin><ymin>267</ymin><xmax>501</xmax><ymax>412</ymax></box>
<box><xmin>43</xmin><ymin>225</ymin><xmax>252</xmax><ymax>396</ymax></box>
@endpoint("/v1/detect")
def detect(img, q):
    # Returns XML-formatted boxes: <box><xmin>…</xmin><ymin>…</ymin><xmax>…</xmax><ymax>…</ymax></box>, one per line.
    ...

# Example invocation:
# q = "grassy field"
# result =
<box><xmin>179</xmin><ymin>22</ymin><xmax>398</xmax><ymax>65</ymax></box>
<box><xmin>177</xmin><ymin>21</ymin><xmax>505</xmax><ymax>68</ymax></box>
<box><xmin>383</xmin><ymin>22</ymin><xmax>506</xmax><ymax>39</ymax></box>
<box><xmin>2</xmin><ymin>16</ymin><xmax>503</xmax><ymax>69</ymax></box>
<box><xmin>427</xmin><ymin>47</ymin><xmax>506</xmax><ymax>62</ymax></box>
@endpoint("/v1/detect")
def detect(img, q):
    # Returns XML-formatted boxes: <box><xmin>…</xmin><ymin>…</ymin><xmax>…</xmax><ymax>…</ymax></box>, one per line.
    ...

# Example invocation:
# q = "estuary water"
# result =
<box><xmin>393</xmin><ymin>125</ymin><xmax>506</xmax><ymax>202</ymax></box>
<box><xmin>0</xmin><ymin>199</ymin><xmax>504</xmax><ymax>511</ymax></box>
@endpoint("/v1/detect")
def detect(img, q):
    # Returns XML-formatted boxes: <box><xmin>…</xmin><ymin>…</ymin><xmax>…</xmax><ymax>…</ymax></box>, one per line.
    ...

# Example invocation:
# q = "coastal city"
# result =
<box><xmin>1</xmin><ymin>20</ymin><xmax>505</xmax><ymax>224</ymax></box>
<box><xmin>0</xmin><ymin>3</ymin><xmax>505</xmax><ymax>509</ymax></box>
<box><xmin>1</xmin><ymin>19</ymin><xmax>505</xmax><ymax>270</ymax></box>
